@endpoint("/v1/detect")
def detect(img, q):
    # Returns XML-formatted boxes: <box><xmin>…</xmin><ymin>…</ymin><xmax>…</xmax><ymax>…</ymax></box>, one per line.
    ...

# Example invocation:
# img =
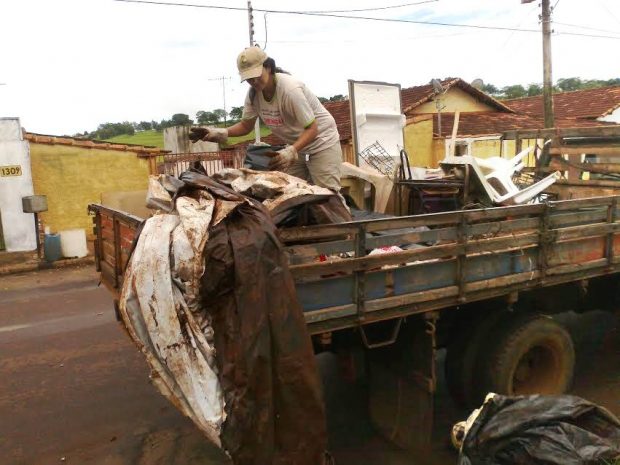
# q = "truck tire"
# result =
<box><xmin>445</xmin><ymin>310</ymin><xmax>506</xmax><ymax>408</ymax></box>
<box><xmin>479</xmin><ymin>314</ymin><xmax>575</xmax><ymax>398</ymax></box>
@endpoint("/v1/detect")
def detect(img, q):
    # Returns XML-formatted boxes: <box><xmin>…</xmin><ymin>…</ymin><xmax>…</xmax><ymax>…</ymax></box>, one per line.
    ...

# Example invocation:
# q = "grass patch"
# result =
<box><xmin>103</xmin><ymin>126</ymin><xmax>272</xmax><ymax>150</ymax></box>
<box><xmin>106</xmin><ymin>130</ymin><xmax>164</xmax><ymax>148</ymax></box>
<box><xmin>226</xmin><ymin>126</ymin><xmax>271</xmax><ymax>146</ymax></box>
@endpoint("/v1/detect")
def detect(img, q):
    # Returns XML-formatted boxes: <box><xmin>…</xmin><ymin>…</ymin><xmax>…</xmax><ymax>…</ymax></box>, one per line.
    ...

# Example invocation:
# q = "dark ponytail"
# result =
<box><xmin>263</xmin><ymin>57</ymin><xmax>289</xmax><ymax>75</ymax></box>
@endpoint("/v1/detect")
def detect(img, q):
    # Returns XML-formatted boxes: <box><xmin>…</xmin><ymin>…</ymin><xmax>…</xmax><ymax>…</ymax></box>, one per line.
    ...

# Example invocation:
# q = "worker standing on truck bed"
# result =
<box><xmin>191</xmin><ymin>46</ymin><xmax>342</xmax><ymax>192</ymax></box>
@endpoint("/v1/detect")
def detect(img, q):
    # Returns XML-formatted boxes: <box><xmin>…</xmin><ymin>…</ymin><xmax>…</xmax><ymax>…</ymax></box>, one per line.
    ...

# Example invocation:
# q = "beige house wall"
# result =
<box><xmin>412</xmin><ymin>87</ymin><xmax>496</xmax><ymax>114</ymax></box>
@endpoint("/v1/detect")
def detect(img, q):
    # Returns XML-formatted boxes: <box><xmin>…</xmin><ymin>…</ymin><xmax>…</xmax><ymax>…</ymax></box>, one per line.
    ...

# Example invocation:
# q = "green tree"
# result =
<box><xmin>137</xmin><ymin>121</ymin><xmax>152</xmax><ymax>131</ymax></box>
<box><xmin>171</xmin><ymin>113</ymin><xmax>193</xmax><ymax>126</ymax></box>
<box><xmin>481</xmin><ymin>83</ymin><xmax>500</xmax><ymax>95</ymax></box>
<box><xmin>196</xmin><ymin>111</ymin><xmax>209</xmax><ymax>124</ymax></box>
<box><xmin>501</xmin><ymin>84</ymin><xmax>527</xmax><ymax>99</ymax></box>
<box><xmin>91</xmin><ymin>121</ymin><xmax>135</xmax><ymax>139</ymax></box>
<box><xmin>526</xmin><ymin>83</ymin><xmax>543</xmax><ymax>96</ymax></box>
<box><xmin>196</xmin><ymin>111</ymin><xmax>219</xmax><ymax>125</ymax></box>
<box><xmin>213</xmin><ymin>109</ymin><xmax>227</xmax><ymax>123</ymax></box>
<box><xmin>229</xmin><ymin>106</ymin><xmax>243</xmax><ymax>121</ymax></box>
<box><xmin>556</xmin><ymin>77</ymin><xmax>583</xmax><ymax>92</ymax></box>
<box><xmin>329</xmin><ymin>94</ymin><xmax>346</xmax><ymax>102</ymax></box>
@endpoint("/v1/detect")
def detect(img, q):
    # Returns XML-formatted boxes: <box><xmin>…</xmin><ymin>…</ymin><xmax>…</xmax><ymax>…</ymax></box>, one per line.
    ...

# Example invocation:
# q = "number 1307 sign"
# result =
<box><xmin>0</xmin><ymin>165</ymin><xmax>22</xmax><ymax>177</ymax></box>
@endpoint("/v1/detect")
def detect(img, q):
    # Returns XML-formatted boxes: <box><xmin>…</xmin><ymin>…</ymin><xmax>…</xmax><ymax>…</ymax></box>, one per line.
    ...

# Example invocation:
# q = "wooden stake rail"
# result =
<box><xmin>89</xmin><ymin>195</ymin><xmax>620</xmax><ymax>335</ymax></box>
<box><xmin>286</xmin><ymin>196</ymin><xmax>620</xmax><ymax>333</ymax></box>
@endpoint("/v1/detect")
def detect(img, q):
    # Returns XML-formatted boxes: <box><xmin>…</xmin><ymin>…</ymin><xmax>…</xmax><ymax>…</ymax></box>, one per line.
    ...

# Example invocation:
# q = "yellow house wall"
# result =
<box><xmin>469</xmin><ymin>138</ymin><xmax>538</xmax><ymax>166</ymax></box>
<box><xmin>29</xmin><ymin>143</ymin><xmax>150</xmax><ymax>234</ymax></box>
<box><xmin>404</xmin><ymin>119</ymin><xmax>434</xmax><ymax>167</ymax></box>
<box><xmin>470</xmin><ymin>139</ymin><xmax>502</xmax><ymax>158</ymax></box>
<box><xmin>412</xmin><ymin>88</ymin><xmax>495</xmax><ymax>114</ymax></box>
<box><xmin>431</xmin><ymin>140</ymin><xmax>445</xmax><ymax>167</ymax></box>
<box><xmin>430</xmin><ymin>138</ymin><xmax>539</xmax><ymax>167</ymax></box>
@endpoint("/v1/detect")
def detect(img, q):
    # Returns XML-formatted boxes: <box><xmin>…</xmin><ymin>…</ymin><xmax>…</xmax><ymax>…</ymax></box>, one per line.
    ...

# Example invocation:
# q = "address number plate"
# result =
<box><xmin>0</xmin><ymin>165</ymin><xmax>22</xmax><ymax>177</ymax></box>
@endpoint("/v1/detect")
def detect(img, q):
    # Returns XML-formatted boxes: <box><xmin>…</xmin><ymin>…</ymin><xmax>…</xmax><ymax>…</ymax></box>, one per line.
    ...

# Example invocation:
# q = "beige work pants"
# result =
<box><xmin>286</xmin><ymin>142</ymin><xmax>342</xmax><ymax>192</ymax></box>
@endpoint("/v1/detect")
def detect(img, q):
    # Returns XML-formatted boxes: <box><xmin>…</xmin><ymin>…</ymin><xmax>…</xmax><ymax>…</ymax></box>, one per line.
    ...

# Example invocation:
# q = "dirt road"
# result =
<box><xmin>1</xmin><ymin>267</ymin><xmax>618</xmax><ymax>465</ymax></box>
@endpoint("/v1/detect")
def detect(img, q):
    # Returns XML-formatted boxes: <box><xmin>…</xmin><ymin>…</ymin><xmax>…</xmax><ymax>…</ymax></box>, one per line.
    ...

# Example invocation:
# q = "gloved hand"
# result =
<box><xmin>189</xmin><ymin>126</ymin><xmax>228</xmax><ymax>144</ymax></box>
<box><xmin>268</xmin><ymin>145</ymin><xmax>298</xmax><ymax>171</ymax></box>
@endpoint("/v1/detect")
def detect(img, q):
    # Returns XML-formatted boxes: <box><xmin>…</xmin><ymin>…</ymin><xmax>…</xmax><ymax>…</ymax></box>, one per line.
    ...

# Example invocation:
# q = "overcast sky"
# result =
<box><xmin>1</xmin><ymin>0</ymin><xmax>619</xmax><ymax>136</ymax></box>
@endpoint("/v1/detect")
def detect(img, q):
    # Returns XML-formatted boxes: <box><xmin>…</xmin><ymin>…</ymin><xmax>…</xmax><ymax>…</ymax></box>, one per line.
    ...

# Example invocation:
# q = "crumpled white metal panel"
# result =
<box><xmin>119</xmin><ymin>188</ymin><xmax>228</xmax><ymax>447</ymax></box>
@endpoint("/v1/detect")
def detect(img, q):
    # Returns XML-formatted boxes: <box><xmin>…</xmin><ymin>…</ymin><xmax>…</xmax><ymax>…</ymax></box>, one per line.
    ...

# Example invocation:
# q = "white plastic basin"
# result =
<box><xmin>59</xmin><ymin>229</ymin><xmax>88</xmax><ymax>258</ymax></box>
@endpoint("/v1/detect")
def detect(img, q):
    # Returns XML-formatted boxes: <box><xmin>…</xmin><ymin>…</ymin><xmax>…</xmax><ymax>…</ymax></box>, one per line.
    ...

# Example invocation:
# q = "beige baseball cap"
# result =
<box><xmin>237</xmin><ymin>46</ymin><xmax>268</xmax><ymax>82</ymax></box>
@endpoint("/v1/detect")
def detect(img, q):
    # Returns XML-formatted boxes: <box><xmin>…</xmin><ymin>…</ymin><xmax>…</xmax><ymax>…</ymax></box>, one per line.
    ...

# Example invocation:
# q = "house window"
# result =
<box><xmin>455</xmin><ymin>141</ymin><xmax>469</xmax><ymax>156</ymax></box>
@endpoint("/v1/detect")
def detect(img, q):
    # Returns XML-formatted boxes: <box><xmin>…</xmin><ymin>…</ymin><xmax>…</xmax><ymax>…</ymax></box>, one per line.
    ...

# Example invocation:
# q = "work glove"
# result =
<box><xmin>189</xmin><ymin>126</ymin><xmax>228</xmax><ymax>144</ymax></box>
<box><xmin>268</xmin><ymin>145</ymin><xmax>298</xmax><ymax>171</ymax></box>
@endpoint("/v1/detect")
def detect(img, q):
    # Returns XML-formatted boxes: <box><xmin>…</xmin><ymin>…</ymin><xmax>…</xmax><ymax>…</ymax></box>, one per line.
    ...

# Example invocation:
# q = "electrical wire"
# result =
<box><xmin>553</xmin><ymin>21</ymin><xmax>620</xmax><ymax>34</ymax></box>
<box><xmin>498</xmin><ymin>2</ymin><xmax>539</xmax><ymax>52</ymax></box>
<box><xmin>553</xmin><ymin>30</ymin><xmax>620</xmax><ymax>39</ymax></box>
<box><xmin>595</xmin><ymin>0</ymin><xmax>620</xmax><ymax>28</ymax></box>
<box><xmin>252</xmin><ymin>31</ymin><xmax>468</xmax><ymax>44</ymax></box>
<box><xmin>298</xmin><ymin>0</ymin><xmax>438</xmax><ymax>14</ymax></box>
<box><xmin>111</xmin><ymin>0</ymin><xmax>620</xmax><ymax>39</ymax></box>
<box><xmin>110</xmin><ymin>0</ymin><xmax>539</xmax><ymax>33</ymax></box>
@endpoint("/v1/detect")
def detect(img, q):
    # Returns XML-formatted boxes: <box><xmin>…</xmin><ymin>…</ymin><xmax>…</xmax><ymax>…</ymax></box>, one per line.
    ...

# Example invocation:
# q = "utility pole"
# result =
<box><xmin>208</xmin><ymin>76</ymin><xmax>231</xmax><ymax>126</ymax></box>
<box><xmin>247</xmin><ymin>0</ymin><xmax>255</xmax><ymax>46</ymax></box>
<box><xmin>522</xmin><ymin>0</ymin><xmax>554</xmax><ymax>169</ymax></box>
<box><xmin>247</xmin><ymin>0</ymin><xmax>261</xmax><ymax>143</ymax></box>
<box><xmin>541</xmin><ymin>0</ymin><xmax>555</xmax><ymax>129</ymax></box>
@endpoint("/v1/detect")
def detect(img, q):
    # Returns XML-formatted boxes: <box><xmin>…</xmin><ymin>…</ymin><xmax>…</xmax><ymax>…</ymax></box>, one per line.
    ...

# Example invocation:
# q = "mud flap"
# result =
<box><xmin>367</xmin><ymin>313</ymin><xmax>437</xmax><ymax>452</ymax></box>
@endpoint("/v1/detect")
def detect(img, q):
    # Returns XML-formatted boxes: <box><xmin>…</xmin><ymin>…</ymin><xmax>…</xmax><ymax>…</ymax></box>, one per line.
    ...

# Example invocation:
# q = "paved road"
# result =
<box><xmin>1</xmin><ymin>267</ymin><xmax>618</xmax><ymax>465</ymax></box>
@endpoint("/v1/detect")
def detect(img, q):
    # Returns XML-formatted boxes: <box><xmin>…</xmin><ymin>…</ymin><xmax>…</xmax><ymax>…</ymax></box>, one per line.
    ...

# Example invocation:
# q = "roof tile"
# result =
<box><xmin>24</xmin><ymin>132</ymin><xmax>167</xmax><ymax>154</ymax></box>
<box><xmin>502</xmin><ymin>86</ymin><xmax>620</xmax><ymax>119</ymax></box>
<box><xmin>433</xmin><ymin>112</ymin><xmax>615</xmax><ymax>138</ymax></box>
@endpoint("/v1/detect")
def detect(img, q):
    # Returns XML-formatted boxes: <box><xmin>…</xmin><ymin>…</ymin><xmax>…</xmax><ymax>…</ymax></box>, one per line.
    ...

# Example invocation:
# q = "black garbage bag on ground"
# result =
<box><xmin>458</xmin><ymin>394</ymin><xmax>620</xmax><ymax>465</ymax></box>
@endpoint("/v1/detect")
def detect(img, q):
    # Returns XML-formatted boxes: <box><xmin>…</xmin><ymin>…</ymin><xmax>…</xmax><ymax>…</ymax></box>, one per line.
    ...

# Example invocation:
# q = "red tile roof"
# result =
<box><xmin>502</xmin><ymin>86</ymin><xmax>620</xmax><ymax>120</ymax></box>
<box><xmin>323</xmin><ymin>99</ymin><xmax>352</xmax><ymax>140</ymax></box>
<box><xmin>432</xmin><ymin>112</ymin><xmax>615</xmax><ymax>138</ymax></box>
<box><xmin>401</xmin><ymin>78</ymin><xmax>513</xmax><ymax>114</ymax></box>
<box><xmin>24</xmin><ymin>132</ymin><xmax>167</xmax><ymax>154</ymax></box>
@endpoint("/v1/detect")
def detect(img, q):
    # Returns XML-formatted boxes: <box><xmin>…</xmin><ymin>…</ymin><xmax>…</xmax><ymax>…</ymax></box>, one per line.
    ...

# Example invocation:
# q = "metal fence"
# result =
<box><xmin>156</xmin><ymin>151</ymin><xmax>245</xmax><ymax>177</ymax></box>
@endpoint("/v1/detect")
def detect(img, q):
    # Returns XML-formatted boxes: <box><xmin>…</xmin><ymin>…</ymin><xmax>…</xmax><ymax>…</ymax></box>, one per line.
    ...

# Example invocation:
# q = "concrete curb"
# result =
<box><xmin>0</xmin><ymin>256</ymin><xmax>95</xmax><ymax>276</ymax></box>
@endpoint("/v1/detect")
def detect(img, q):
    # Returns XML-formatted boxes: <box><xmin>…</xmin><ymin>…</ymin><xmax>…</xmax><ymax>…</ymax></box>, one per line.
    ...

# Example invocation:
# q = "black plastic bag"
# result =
<box><xmin>458</xmin><ymin>394</ymin><xmax>620</xmax><ymax>465</ymax></box>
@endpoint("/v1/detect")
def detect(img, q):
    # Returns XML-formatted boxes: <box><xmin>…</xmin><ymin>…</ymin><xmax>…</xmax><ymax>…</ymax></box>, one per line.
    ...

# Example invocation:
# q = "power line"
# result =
<box><xmin>596</xmin><ymin>0</ymin><xmax>620</xmax><ymax>27</ymax></box>
<box><xmin>111</xmin><ymin>0</ymin><xmax>540</xmax><ymax>32</ymax></box>
<box><xmin>553</xmin><ymin>21</ymin><xmax>620</xmax><ymax>34</ymax></box>
<box><xmin>111</xmin><ymin>0</ymin><xmax>620</xmax><ymax>39</ymax></box>
<box><xmin>253</xmin><ymin>31</ymin><xmax>468</xmax><ymax>44</ymax></box>
<box><xmin>553</xmin><ymin>30</ymin><xmax>620</xmax><ymax>39</ymax></box>
<box><xmin>299</xmin><ymin>0</ymin><xmax>438</xmax><ymax>14</ymax></box>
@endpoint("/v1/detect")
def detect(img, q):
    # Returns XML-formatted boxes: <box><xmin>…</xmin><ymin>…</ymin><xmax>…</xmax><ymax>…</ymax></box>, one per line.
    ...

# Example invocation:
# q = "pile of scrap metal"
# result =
<box><xmin>119</xmin><ymin>168</ymin><xmax>350</xmax><ymax>465</ymax></box>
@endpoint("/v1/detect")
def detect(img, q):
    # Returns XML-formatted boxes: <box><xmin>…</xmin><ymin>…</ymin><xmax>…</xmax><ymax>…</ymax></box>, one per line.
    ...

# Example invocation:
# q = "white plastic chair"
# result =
<box><xmin>475</xmin><ymin>147</ymin><xmax>532</xmax><ymax>175</ymax></box>
<box><xmin>440</xmin><ymin>155</ymin><xmax>560</xmax><ymax>206</ymax></box>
